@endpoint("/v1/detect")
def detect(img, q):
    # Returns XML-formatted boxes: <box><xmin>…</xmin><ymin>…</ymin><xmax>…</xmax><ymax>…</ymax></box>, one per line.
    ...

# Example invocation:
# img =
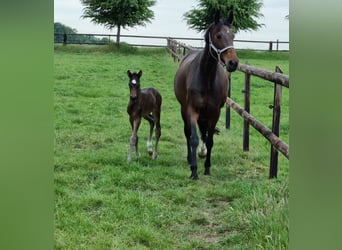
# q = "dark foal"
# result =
<box><xmin>126</xmin><ymin>70</ymin><xmax>162</xmax><ymax>163</ymax></box>
<box><xmin>174</xmin><ymin>11</ymin><xmax>239</xmax><ymax>179</ymax></box>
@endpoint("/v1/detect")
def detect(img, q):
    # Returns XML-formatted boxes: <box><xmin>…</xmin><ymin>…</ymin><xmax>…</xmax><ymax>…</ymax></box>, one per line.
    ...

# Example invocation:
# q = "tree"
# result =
<box><xmin>184</xmin><ymin>0</ymin><xmax>264</xmax><ymax>33</ymax></box>
<box><xmin>54</xmin><ymin>22</ymin><xmax>110</xmax><ymax>44</ymax></box>
<box><xmin>80</xmin><ymin>0</ymin><xmax>156</xmax><ymax>44</ymax></box>
<box><xmin>54</xmin><ymin>22</ymin><xmax>78</xmax><ymax>43</ymax></box>
<box><xmin>54</xmin><ymin>22</ymin><xmax>78</xmax><ymax>34</ymax></box>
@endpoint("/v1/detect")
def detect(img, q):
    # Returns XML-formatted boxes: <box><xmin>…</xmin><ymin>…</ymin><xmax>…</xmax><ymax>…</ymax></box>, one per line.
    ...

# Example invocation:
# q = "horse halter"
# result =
<box><xmin>208</xmin><ymin>32</ymin><xmax>234</xmax><ymax>67</ymax></box>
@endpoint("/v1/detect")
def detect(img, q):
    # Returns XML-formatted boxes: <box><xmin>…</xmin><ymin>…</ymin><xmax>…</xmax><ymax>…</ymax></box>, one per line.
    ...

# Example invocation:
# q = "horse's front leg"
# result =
<box><xmin>183</xmin><ymin>123</ymin><xmax>191</xmax><ymax>164</ymax></box>
<box><xmin>181</xmin><ymin>106</ymin><xmax>192</xmax><ymax>164</ymax></box>
<box><xmin>127</xmin><ymin>117</ymin><xmax>141</xmax><ymax>163</ymax></box>
<box><xmin>188</xmin><ymin>109</ymin><xmax>199</xmax><ymax>180</ymax></box>
<box><xmin>204</xmin><ymin>116</ymin><xmax>219</xmax><ymax>175</ymax></box>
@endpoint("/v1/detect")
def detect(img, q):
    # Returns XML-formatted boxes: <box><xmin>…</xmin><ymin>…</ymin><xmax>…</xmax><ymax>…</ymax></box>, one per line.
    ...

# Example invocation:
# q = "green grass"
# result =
<box><xmin>54</xmin><ymin>44</ymin><xmax>289</xmax><ymax>249</ymax></box>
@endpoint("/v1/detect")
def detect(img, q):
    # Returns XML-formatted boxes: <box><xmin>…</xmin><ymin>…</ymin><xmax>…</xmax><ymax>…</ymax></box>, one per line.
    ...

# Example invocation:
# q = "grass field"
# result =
<box><xmin>54</xmin><ymin>44</ymin><xmax>289</xmax><ymax>249</ymax></box>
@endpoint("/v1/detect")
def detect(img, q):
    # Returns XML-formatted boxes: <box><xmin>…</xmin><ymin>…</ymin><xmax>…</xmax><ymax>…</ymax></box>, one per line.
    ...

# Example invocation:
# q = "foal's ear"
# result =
<box><xmin>127</xmin><ymin>70</ymin><xmax>132</xmax><ymax>78</ymax></box>
<box><xmin>226</xmin><ymin>10</ymin><xmax>234</xmax><ymax>26</ymax></box>
<box><xmin>138</xmin><ymin>70</ymin><xmax>142</xmax><ymax>78</ymax></box>
<box><xmin>214</xmin><ymin>10</ymin><xmax>220</xmax><ymax>24</ymax></box>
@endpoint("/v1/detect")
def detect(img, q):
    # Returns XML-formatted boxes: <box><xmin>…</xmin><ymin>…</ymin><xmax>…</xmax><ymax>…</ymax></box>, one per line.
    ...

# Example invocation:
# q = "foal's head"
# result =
<box><xmin>127</xmin><ymin>70</ymin><xmax>142</xmax><ymax>101</ymax></box>
<box><xmin>205</xmin><ymin>11</ymin><xmax>239</xmax><ymax>72</ymax></box>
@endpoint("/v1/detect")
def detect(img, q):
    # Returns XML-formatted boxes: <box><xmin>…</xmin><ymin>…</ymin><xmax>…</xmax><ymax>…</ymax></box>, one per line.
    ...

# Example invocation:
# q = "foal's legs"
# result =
<box><xmin>143</xmin><ymin>114</ymin><xmax>155</xmax><ymax>155</ymax></box>
<box><xmin>143</xmin><ymin>111</ymin><xmax>160</xmax><ymax>160</ymax></box>
<box><xmin>127</xmin><ymin>116</ymin><xmax>141</xmax><ymax>163</ymax></box>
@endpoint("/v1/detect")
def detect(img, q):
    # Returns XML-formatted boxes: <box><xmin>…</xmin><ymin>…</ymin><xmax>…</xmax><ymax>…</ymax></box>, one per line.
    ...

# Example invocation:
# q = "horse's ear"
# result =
<box><xmin>127</xmin><ymin>70</ymin><xmax>132</xmax><ymax>77</ymax></box>
<box><xmin>138</xmin><ymin>70</ymin><xmax>142</xmax><ymax>78</ymax></box>
<box><xmin>226</xmin><ymin>10</ymin><xmax>234</xmax><ymax>26</ymax></box>
<box><xmin>214</xmin><ymin>10</ymin><xmax>220</xmax><ymax>24</ymax></box>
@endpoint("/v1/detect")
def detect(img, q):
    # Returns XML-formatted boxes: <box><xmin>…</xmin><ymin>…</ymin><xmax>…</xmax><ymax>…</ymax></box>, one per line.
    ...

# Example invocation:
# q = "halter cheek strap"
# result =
<box><xmin>208</xmin><ymin>32</ymin><xmax>234</xmax><ymax>67</ymax></box>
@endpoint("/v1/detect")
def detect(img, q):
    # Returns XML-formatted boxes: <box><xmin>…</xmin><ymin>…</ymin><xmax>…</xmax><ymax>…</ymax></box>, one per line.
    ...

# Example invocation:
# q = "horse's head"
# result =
<box><xmin>127</xmin><ymin>70</ymin><xmax>142</xmax><ymax>101</ymax></box>
<box><xmin>205</xmin><ymin>11</ymin><xmax>239</xmax><ymax>72</ymax></box>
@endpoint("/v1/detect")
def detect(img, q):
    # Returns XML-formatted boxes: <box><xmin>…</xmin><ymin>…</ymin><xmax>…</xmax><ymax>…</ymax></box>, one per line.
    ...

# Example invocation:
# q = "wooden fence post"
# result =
<box><xmin>63</xmin><ymin>33</ymin><xmax>67</xmax><ymax>45</ymax></box>
<box><xmin>269</xmin><ymin>41</ymin><xmax>273</xmax><ymax>52</ymax></box>
<box><xmin>226</xmin><ymin>75</ymin><xmax>231</xmax><ymax>129</ymax></box>
<box><xmin>276</xmin><ymin>39</ymin><xmax>279</xmax><ymax>51</ymax></box>
<box><xmin>172</xmin><ymin>40</ymin><xmax>176</xmax><ymax>62</ymax></box>
<box><xmin>269</xmin><ymin>66</ymin><xmax>283</xmax><ymax>178</ymax></box>
<box><xmin>243</xmin><ymin>63</ymin><xmax>251</xmax><ymax>151</ymax></box>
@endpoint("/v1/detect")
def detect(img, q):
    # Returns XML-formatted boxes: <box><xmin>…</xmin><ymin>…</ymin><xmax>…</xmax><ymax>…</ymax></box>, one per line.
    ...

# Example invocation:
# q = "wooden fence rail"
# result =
<box><xmin>166</xmin><ymin>38</ymin><xmax>192</xmax><ymax>61</ymax></box>
<box><xmin>226</xmin><ymin>97</ymin><xmax>289</xmax><ymax>159</ymax></box>
<box><xmin>167</xmin><ymin>38</ymin><xmax>289</xmax><ymax>179</ymax></box>
<box><xmin>238</xmin><ymin>64</ymin><xmax>289</xmax><ymax>88</ymax></box>
<box><xmin>55</xmin><ymin>33</ymin><xmax>289</xmax><ymax>51</ymax></box>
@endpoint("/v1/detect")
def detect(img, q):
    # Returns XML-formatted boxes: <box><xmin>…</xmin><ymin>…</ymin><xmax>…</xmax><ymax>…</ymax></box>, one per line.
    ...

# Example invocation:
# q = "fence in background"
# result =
<box><xmin>54</xmin><ymin>33</ymin><xmax>289</xmax><ymax>52</ymax></box>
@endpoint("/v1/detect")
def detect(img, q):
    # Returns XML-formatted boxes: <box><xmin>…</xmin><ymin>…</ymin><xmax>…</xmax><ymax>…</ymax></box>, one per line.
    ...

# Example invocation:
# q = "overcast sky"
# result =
<box><xmin>54</xmin><ymin>0</ymin><xmax>289</xmax><ymax>50</ymax></box>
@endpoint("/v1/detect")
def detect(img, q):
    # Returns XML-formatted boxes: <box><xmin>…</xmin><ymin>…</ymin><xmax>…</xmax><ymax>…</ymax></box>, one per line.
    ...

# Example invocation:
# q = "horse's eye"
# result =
<box><xmin>216</xmin><ymin>34</ymin><xmax>222</xmax><ymax>40</ymax></box>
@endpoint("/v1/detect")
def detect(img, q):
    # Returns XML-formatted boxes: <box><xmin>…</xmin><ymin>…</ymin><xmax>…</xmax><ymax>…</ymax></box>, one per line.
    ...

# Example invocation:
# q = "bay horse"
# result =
<box><xmin>126</xmin><ymin>70</ymin><xmax>162</xmax><ymax>163</ymax></box>
<box><xmin>174</xmin><ymin>12</ymin><xmax>239</xmax><ymax>179</ymax></box>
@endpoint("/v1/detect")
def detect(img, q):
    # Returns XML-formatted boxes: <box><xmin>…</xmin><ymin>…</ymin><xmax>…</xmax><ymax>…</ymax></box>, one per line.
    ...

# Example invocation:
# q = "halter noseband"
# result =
<box><xmin>208</xmin><ymin>32</ymin><xmax>234</xmax><ymax>67</ymax></box>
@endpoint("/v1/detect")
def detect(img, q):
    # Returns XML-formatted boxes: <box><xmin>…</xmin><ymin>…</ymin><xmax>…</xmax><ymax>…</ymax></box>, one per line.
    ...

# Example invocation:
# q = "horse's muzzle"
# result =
<box><xmin>130</xmin><ymin>88</ymin><xmax>138</xmax><ymax>101</ymax></box>
<box><xmin>130</xmin><ymin>96</ymin><xmax>138</xmax><ymax>102</ymax></box>
<box><xmin>226</xmin><ymin>60</ymin><xmax>239</xmax><ymax>72</ymax></box>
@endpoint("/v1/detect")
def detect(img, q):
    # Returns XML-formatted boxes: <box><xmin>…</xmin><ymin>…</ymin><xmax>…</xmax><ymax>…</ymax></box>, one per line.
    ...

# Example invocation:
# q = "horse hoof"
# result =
<box><xmin>147</xmin><ymin>146</ymin><xmax>153</xmax><ymax>155</ymax></box>
<box><xmin>152</xmin><ymin>152</ymin><xmax>158</xmax><ymax>159</ymax></box>
<box><xmin>189</xmin><ymin>174</ymin><xmax>199</xmax><ymax>180</ymax></box>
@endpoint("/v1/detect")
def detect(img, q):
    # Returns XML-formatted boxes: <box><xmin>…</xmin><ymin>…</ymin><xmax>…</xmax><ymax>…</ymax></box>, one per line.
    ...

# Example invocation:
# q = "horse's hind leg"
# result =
<box><xmin>144</xmin><ymin>114</ymin><xmax>155</xmax><ymax>155</ymax></box>
<box><xmin>204</xmin><ymin>129</ymin><xmax>214</xmax><ymax>175</ymax></box>
<box><xmin>197</xmin><ymin>116</ymin><xmax>208</xmax><ymax>158</ymax></box>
